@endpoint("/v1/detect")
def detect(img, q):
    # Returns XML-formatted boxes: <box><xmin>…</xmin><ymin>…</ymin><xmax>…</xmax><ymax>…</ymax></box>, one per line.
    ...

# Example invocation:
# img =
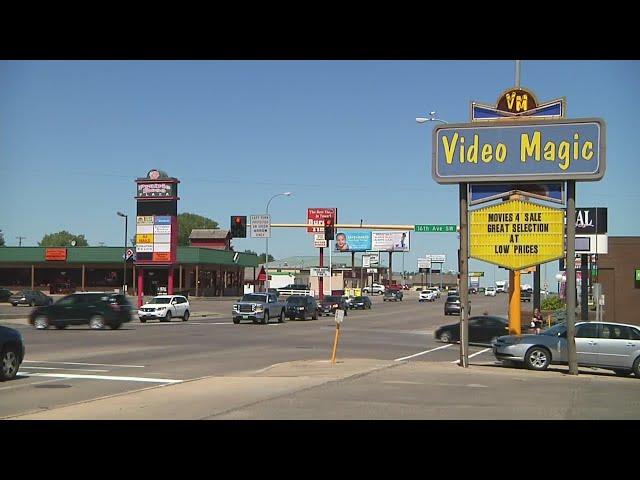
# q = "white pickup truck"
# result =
<box><xmin>362</xmin><ymin>283</ymin><xmax>385</xmax><ymax>295</ymax></box>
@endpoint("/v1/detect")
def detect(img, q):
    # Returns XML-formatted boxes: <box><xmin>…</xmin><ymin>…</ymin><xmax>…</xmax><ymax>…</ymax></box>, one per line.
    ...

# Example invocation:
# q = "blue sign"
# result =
<box><xmin>154</xmin><ymin>216</ymin><xmax>172</xmax><ymax>225</ymax></box>
<box><xmin>432</xmin><ymin>118</ymin><xmax>605</xmax><ymax>184</ymax></box>
<box><xmin>335</xmin><ymin>231</ymin><xmax>372</xmax><ymax>252</ymax></box>
<box><xmin>469</xmin><ymin>183</ymin><xmax>564</xmax><ymax>205</ymax></box>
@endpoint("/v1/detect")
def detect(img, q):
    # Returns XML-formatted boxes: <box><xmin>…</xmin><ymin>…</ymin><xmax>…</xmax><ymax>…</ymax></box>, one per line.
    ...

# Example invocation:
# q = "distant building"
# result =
<box><xmin>189</xmin><ymin>229</ymin><xmax>231</xmax><ymax>250</ymax></box>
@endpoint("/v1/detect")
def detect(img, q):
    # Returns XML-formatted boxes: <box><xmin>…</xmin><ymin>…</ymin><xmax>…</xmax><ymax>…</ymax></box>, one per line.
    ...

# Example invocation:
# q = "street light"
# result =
<box><xmin>117</xmin><ymin>211</ymin><xmax>128</xmax><ymax>295</ymax></box>
<box><xmin>416</xmin><ymin>111</ymin><xmax>449</xmax><ymax>125</ymax></box>
<box><xmin>265</xmin><ymin>192</ymin><xmax>292</xmax><ymax>292</ymax></box>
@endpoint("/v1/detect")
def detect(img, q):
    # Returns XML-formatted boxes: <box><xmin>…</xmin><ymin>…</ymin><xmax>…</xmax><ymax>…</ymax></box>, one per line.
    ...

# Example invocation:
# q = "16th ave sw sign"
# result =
<box><xmin>432</xmin><ymin>118</ymin><xmax>605</xmax><ymax>183</ymax></box>
<box><xmin>470</xmin><ymin>200</ymin><xmax>564</xmax><ymax>270</ymax></box>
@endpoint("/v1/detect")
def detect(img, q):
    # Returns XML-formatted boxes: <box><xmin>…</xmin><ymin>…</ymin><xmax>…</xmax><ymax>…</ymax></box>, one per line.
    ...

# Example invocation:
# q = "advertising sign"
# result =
<box><xmin>432</xmin><ymin>118</ymin><xmax>605</xmax><ymax>184</ymax></box>
<box><xmin>45</xmin><ymin>248</ymin><xmax>67</xmax><ymax>261</ymax></box>
<box><xmin>334</xmin><ymin>231</ymin><xmax>371</xmax><ymax>252</ymax></box>
<box><xmin>250</xmin><ymin>214</ymin><xmax>271</xmax><ymax>238</ymax></box>
<box><xmin>430</xmin><ymin>254</ymin><xmax>446</xmax><ymax>263</ymax></box>
<box><xmin>136</xmin><ymin>244</ymin><xmax>153</xmax><ymax>253</ymax></box>
<box><xmin>362</xmin><ymin>255</ymin><xmax>371</xmax><ymax>268</ymax></box>
<box><xmin>417</xmin><ymin>258</ymin><xmax>431</xmax><ymax>269</ymax></box>
<box><xmin>470</xmin><ymin>199</ymin><xmax>565</xmax><ymax>270</ymax></box>
<box><xmin>310</xmin><ymin>267</ymin><xmax>330</xmax><ymax>277</ymax></box>
<box><xmin>469</xmin><ymin>183</ymin><xmax>564</xmax><ymax>205</ymax></box>
<box><xmin>573</xmin><ymin>207</ymin><xmax>607</xmax><ymax>234</ymax></box>
<box><xmin>136</xmin><ymin>216</ymin><xmax>154</xmax><ymax>225</ymax></box>
<box><xmin>371</xmin><ymin>231</ymin><xmax>410</xmax><ymax>252</ymax></box>
<box><xmin>136</xmin><ymin>182</ymin><xmax>177</xmax><ymax>198</ymax></box>
<box><xmin>314</xmin><ymin>233</ymin><xmax>327</xmax><ymax>248</ymax></box>
<box><xmin>154</xmin><ymin>225</ymin><xmax>171</xmax><ymax>234</ymax></box>
<box><xmin>307</xmin><ymin>208</ymin><xmax>337</xmax><ymax>233</ymax></box>
<box><xmin>136</xmin><ymin>234</ymin><xmax>153</xmax><ymax>244</ymax></box>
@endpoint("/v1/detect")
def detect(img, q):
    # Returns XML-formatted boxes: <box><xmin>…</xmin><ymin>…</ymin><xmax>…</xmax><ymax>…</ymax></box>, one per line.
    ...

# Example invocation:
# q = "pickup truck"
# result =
<box><xmin>362</xmin><ymin>283</ymin><xmax>385</xmax><ymax>295</ymax></box>
<box><xmin>232</xmin><ymin>293</ymin><xmax>286</xmax><ymax>325</ymax></box>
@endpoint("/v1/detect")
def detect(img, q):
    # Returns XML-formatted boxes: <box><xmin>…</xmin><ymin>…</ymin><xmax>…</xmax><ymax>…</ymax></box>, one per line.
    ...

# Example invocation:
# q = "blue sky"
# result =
<box><xmin>1</xmin><ymin>60</ymin><xmax>638</xmax><ymax>289</ymax></box>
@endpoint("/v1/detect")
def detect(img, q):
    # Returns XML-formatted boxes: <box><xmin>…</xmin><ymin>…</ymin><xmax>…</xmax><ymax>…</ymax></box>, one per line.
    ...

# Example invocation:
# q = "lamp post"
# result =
<box><xmin>265</xmin><ymin>192</ymin><xmax>292</xmax><ymax>292</ymax></box>
<box><xmin>117</xmin><ymin>211</ymin><xmax>128</xmax><ymax>295</ymax></box>
<box><xmin>415</xmin><ymin>111</ymin><xmax>449</xmax><ymax>125</ymax></box>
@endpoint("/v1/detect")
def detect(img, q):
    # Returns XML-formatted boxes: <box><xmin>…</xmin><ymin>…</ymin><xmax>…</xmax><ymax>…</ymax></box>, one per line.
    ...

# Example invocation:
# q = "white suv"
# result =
<box><xmin>138</xmin><ymin>295</ymin><xmax>190</xmax><ymax>323</ymax></box>
<box><xmin>485</xmin><ymin>287</ymin><xmax>496</xmax><ymax>297</ymax></box>
<box><xmin>363</xmin><ymin>283</ymin><xmax>385</xmax><ymax>295</ymax></box>
<box><xmin>419</xmin><ymin>289</ymin><xmax>437</xmax><ymax>302</ymax></box>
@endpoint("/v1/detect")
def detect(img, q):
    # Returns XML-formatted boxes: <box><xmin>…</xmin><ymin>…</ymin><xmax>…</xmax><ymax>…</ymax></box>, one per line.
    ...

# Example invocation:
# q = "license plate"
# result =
<box><xmin>242</xmin><ymin>315</ymin><xmax>248</xmax><ymax>319</ymax></box>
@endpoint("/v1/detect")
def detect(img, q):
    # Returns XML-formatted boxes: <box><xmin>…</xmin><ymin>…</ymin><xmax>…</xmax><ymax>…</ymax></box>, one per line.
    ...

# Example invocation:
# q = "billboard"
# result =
<box><xmin>307</xmin><ymin>208</ymin><xmax>337</xmax><ymax>233</ymax></box>
<box><xmin>334</xmin><ymin>231</ymin><xmax>371</xmax><ymax>252</ymax></box>
<box><xmin>372</xmin><ymin>231</ymin><xmax>410</xmax><ymax>252</ymax></box>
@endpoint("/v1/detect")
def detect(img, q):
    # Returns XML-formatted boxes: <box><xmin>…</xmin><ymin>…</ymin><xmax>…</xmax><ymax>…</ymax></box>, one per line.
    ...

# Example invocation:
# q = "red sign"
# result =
<box><xmin>152</xmin><ymin>252</ymin><xmax>171</xmax><ymax>262</ymax></box>
<box><xmin>307</xmin><ymin>208</ymin><xmax>337</xmax><ymax>233</ymax></box>
<box><xmin>257</xmin><ymin>267</ymin><xmax>267</xmax><ymax>282</ymax></box>
<box><xmin>45</xmin><ymin>248</ymin><xmax>67</xmax><ymax>261</ymax></box>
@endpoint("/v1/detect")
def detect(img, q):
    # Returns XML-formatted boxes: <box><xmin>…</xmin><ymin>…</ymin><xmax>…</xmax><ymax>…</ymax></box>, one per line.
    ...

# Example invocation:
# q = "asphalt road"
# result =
<box><xmin>0</xmin><ymin>291</ymin><xmax>514</xmax><ymax>417</ymax></box>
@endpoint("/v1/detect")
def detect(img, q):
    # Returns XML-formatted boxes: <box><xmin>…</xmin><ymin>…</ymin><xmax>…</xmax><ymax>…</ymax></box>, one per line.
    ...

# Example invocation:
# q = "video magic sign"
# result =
<box><xmin>432</xmin><ymin>118</ymin><xmax>605</xmax><ymax>183</ymax></box>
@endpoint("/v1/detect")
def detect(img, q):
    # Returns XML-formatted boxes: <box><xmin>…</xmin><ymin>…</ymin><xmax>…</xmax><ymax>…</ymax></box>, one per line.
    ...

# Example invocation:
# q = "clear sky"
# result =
<box><xmin>1</xmin><ymin>60</ymin><xmax>638</xmax><ymax>290</ymax></box>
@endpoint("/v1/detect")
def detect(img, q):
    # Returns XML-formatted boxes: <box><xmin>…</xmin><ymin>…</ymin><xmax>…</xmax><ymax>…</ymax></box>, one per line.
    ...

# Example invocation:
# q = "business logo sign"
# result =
<box><xmin>471</xmin><ymin>87</ymin><xmax>565</xmax><ymax>122</ymax></box>
<box><xmin>573</xmin><ymin>207</ymin><xmax>607</xmax><ymax>234</ymax></box>
<box><xmin>432</xmin><ymin>118</ymin><xmax>605</xmax><ymax>184</ymax></box>
<box><xmin>307</xmin><ymin>208</ymin><xmax>337</xmax><ymax>233</ymax></box>
<box><xmin>335</xmin><ymin>231</ymin><xmax>371</xmax><ymax>252</ymax></box>
<box><xmin>45</xmin><ymin>248</ymin><xmax>67</xmax><ymax>261</ymax></box>
<box><xmin>469</xmin><ymin>183</ymin><xmax>564</xmax><ymax>206</ymax></box>
<box><xmin>136</xmin><ymin>183</ymin><xmax>177</xmax><ymax>198</ymax></box>
<box><xmin>470</xmin><ymin>200</ymin><xmax>564</xmax><ymax>270</ymax></box>
<box><xmin>135</xmin><ymin>215</ymin><xmax>175</xmax><ymax>263</ymax></box>
<box><xmin>371</xmin><ymin>231</ymin><xmax>410</xmax><ymax>252</ymax></box>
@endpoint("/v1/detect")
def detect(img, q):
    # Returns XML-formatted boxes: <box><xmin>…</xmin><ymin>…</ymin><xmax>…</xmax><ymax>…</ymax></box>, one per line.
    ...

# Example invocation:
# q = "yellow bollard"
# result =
<box><xmin>331</xmin><ymin>323</ymin><xmax>341</xmax><ymax>363</ymax></box>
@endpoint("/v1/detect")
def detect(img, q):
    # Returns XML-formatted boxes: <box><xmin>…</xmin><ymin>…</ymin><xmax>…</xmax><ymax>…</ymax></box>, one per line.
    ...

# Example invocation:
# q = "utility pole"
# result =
<box><xmin>17</xmin><ymin>236</ymin><xmax>26</xmax><ymax>247</ymax></box>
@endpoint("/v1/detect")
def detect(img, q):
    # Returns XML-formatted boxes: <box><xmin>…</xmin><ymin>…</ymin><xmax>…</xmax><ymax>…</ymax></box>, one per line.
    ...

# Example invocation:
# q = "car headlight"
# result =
<box><xmin>255</xmin><ymin>305</ymin><xmax>264</xmax><ymax>312</ymax></box>
<box><xmin>233</xmin><ymin>304</ymin><xmax>238</xmax><ymax>310</ymax></box>
<box><xmin>298</xmin><ymin>307</ymin><xmax>305</xmax><ymax>310</ymax></box>
<box><xmin>157</xmin><ymin>307</ymin><xmax>166</xmax><ymax>311</ymax></box>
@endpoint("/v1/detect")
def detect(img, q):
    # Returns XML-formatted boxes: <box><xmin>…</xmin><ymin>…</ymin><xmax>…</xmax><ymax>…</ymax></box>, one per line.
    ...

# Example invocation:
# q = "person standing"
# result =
<box><xmin>532</xmin><ymin>308</ymin><xmax>543</xmax><ymax>334</ymax></box>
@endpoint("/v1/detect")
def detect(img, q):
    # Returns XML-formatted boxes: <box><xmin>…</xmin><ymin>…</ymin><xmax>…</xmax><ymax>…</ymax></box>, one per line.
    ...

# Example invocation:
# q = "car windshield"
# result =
<box><xmin>151</xmin><ymin>297</ymin><xmax>172</xmax><ymax>304</ymax></box>
<box><xmin>241</xmin><ymin>294</ymin><xmax>267</xmax><ymax>302</ymax></box>
<box><xmin>287</xmin><ymin>297</ymin><xmax>306</xmax><ymax>305</ymax></box>
<box><xmin>447</xmin><ymin>296</ymin><xmax>460</xmax><ymax>301</ymax></box>
<box><xmin>324</xmin><ymin>296</ymin><xmax>340</xmax><ymax>303</ymax></box>
<box><xmin>541</xmin><ymin>323</ymin><xmax>566</xmax><ymax>336</ymax></box>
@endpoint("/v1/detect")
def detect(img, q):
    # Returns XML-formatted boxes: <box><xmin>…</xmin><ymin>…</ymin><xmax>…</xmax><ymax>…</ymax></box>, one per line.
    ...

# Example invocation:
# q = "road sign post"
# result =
<box><xmin>331</xmin><ymin>309</ymin><xmax>345</xmax><ymax>364</ymax></box>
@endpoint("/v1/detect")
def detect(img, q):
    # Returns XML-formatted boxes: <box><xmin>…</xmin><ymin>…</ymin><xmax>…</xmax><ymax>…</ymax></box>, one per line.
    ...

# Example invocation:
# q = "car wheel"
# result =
<box><xmin>278</xmin><ymin>309</ymin><xmax>285</xmax><ymax>323</ymax></box>
<box><xmin>233</xmin><ymin>317</ymin><xmax>240</xmax><ymax>324</ymax></box>
<box><xmin>0</xmin><ymin>346</ymin><xmax>20</xmax><ymax>381</ymax></box>
<box><xmin>34</xmin><ymin>315</ymin><xmax>50</xmax><ymax>330</ymax></box>
<box><xmin>139</xmin><ymin>318</ymin><xmax>147</xmax><ymax>323</ymax></box>
<box><xmin>89</xmin><ymin>315</ymin><xmax>105</xmax><ymax>330</ymax></box>
<box><xmin>524</xmin><ymin>346</ymin><xmax>551</xmax><ymax>371</ymax></box>
<box><xmin>262</xmin><ymin>311</ymin><xmax>269</xmax><ymax>325</ymax></box>
<box><xmin>183</xmin><ymin>310</ymin><xmax>190</xmax><ymax>322</ymax></box>
<box><xmin>633</xmin><ymin>357</ymin><xmax>640</xmax><ymax>378</ymax></box>
<box><xmin>613</xmin><ymin>369</ymin><xmax>633</xmax><ymax>377</ymax></box>
<box><xmin>440</xmin><ymin>331</ymin><xmax>453</xmax><ymax>343</ymax></box>
<box><xmin>162</xmin><ymin>311</ymin><xmax>172</xmax><ymax>323</ymax></box>
<box><xmin>109</xmin><ymin>322</ymin><xmax>122</xmax><ymax>330</ymax></box>
<box><xmin>312</xmin><ymin>311</ymin><xmax>318</xmax><ymax>320</ymax></box>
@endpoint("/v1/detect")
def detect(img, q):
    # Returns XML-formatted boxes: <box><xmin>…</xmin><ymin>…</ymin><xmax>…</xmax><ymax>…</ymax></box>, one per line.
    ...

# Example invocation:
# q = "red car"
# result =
<box><xmin>386</xmin><ymin>284</ymin><xmax>403</xmax><ymax>292</ymax></box>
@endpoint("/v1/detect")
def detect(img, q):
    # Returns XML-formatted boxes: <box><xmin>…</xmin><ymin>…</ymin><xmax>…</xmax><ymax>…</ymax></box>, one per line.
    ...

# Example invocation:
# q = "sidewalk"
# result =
<box><xmin>7</xmin><ymin>358</ymin><xmax>640</xmax><ymax>420</ymax></box>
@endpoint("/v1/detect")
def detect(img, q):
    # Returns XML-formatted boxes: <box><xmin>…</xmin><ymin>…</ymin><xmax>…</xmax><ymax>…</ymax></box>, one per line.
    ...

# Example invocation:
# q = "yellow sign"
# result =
<box><xmin>470</xmin><ymin>200</ymin><xmax>564</xmax><ymax>270</ymax></box>
<box><xmin>136</xmin><ymin>233</ymin><xmax>154</xmax><ymax>244</ymax></box>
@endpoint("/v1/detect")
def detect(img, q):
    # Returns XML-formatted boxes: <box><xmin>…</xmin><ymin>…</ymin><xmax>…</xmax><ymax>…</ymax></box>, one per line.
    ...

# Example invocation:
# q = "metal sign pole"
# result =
<box><xmin>459</xmin><ymin>183</ymin><xmax>469</xmax><ymax>368</ymax></box>
<box><xmin>566</xmin><ymin>181</ymin><xmax>578</xmax><ymax>375</ymax></box>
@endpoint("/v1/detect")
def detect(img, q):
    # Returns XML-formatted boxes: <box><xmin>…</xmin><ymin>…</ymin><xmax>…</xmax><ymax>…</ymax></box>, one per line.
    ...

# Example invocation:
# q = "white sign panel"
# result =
<box><xmin>250</xmin><ymin>214</ymin><xmax>271</xmax><ymax>238</ymax></box>
<box><xmin>136</xmin><ymin>225</ymin><xmax>154</xmax><ymax>235</ymax></box>
<box><xmin>367</xmin><ymin>268</ymin><xmax>378</xmax><ymax>273</ymax></box>
<box><xmin>367</xmin><ymin>252</ymin><xmax>380</xmax><ymax>265</ymax></box>
<box><xmin>153</xmin><ymin>234</ymin><xmax>171</xmax><ymax>244</ymax></box>
<box><xmin>362</xmin><ymin>255</ymin><xmax>371</xmax><ymax>268</ymax></box>
<box><xmin>371</xmin><ymin>231</ymin><xmax>410</xmax><ymax>252</ymax></box>
<box><xmin>430</xmin><ymin>254</ymin><xmax>446</xmax><ymax>263</ymax></box>
<box><xmin>310</xmin><ymin>267</ymin><xmax>330</xmax><ymax>277</ymax></box>
<box><xmin>335</xmin><ymin>309</ymin><xmax>345</xmax><ymax>324</ymax></box>
<box><xmin>314</xmin><ymin>233</ymin><xmax>327</xmax><ymax>248</ymax></box>
<box><xmin>153</xmin><ymin>225</ymin><xmax>171</xmax><ymax>234</ymax></box>
<box><xmin>136</xmin><ymin>244</ymin><xmax>153</xmax><ymax>253</ymax></box>
<box><xmin>417</xmin><ymin>258</ymin><xmax>431</xmax><ymax>269</ymax></box>
<box><xmin>154</xmin><ymin>243</ymin><xmax>171</xmax><ymax>252</ymax></box>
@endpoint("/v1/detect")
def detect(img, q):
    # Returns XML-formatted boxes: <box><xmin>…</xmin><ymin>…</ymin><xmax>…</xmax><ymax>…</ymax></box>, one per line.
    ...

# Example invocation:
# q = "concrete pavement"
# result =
<box><xmin>8</xmin><ymin>357</ymin><xmax>640</xmax><ymax>420</ymax></box>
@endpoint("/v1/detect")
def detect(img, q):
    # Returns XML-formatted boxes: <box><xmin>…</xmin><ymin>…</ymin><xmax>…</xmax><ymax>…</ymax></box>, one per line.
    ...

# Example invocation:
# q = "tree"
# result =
<box><xmin>243</xmin><ymin>249</ymin><xmax>257</xmax><ymax>255</ymax></box>
<box><xmin>39</xmin><ymin>231</ymin><xmax>89</xmax><ymax>247</ymax></box>
<box><xmin>0</xmin><ymin>230</ymin><xmax>4</xmax><ymax>246</ymax></box>
<box><xmin>258</xmin><ymin>253</ymin><xmax>275</xmax><ymax>263</ymax></box>
<box><xmin>178</xmin><ymin>213</ymin><xmax>219</xmax><ymax>246</ymax></box>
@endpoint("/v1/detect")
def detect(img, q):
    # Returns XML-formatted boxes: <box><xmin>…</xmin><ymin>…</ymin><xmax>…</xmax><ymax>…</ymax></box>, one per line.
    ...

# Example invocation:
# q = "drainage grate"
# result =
<box><xmin>34</xmin><ymin>384</ymin><xmax>72</xmax><ymax>389</ymax></box>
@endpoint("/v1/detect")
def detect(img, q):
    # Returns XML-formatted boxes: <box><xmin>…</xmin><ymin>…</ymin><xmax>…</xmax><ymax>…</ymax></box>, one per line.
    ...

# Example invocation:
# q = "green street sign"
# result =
<box><xmin>414</xmin><ymin>224</ymin><xmax>457</xmax><ymax>233</ymax></box>
<box><xmin>636</xmin><ymin>269</ymin><xmax>640</xmax><ymax>281</ymax></box>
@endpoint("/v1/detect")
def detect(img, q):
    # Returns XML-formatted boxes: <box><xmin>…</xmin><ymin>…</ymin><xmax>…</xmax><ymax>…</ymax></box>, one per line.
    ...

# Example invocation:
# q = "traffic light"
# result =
<box><xmin>324</xmin><ymin>218</ymin><xmax>335</xmax><ymax>240</ymax></box>
<box><xmin>230</xmin><ymin>216</ymin><xmax>247</xmax><ymax>238</ymax></box>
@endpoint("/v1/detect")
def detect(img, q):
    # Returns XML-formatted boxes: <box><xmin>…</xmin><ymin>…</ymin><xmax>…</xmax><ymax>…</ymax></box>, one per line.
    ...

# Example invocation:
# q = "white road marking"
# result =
<box><xmin>451</xmin><ymin>348</ymin><xmax>492</xmax><ymax>364</ymax></box>
<box><xmin>16</xmin><ymin>372</ymin><xmax>182</xmax><ymax>384</ymax></box>
<box><xmin>19</xmin><ymin>366</ymin><xmax>110</xmax><ymax>372</ymax></box>
<box><xmin>23</xmin><ymin>361</ymin><xmax>145</xmax><ymax>368</ymax></box>
<box><xmin>395</xmin><ymin>343</ymin><xmax>453</xmax><ymax>361</ymax></box>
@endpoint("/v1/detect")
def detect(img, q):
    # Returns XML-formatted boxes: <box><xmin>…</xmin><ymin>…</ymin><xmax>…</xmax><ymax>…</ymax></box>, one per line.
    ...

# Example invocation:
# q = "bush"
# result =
<box><xmin>541</xmin><ymin>295</ymin><xmax>564</xmax><ymax>311</ymax></box>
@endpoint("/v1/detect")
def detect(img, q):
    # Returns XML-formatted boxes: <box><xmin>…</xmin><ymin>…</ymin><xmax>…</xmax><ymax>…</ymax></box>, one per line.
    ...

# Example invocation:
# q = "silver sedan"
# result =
<box><xmin>493</xmin><ymin>321</ymin><xmax>640</xmax><ymax>377</ymax></box>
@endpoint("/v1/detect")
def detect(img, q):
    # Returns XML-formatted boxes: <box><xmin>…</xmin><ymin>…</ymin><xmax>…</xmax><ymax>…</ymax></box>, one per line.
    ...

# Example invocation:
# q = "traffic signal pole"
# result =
<box><xmin>319</xmin><ymin>247</ymin><xmax>324</xmax><ymax>300</ymax></box>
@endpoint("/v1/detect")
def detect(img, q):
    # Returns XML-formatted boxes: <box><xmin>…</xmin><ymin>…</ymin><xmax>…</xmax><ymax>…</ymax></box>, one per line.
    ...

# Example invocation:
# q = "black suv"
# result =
<box><xmin>285</xmin><ymin>295</ymin><xmax>318</xmax><ymax>321</ymax></box>
<box><xmin>1</xmin><ymin>325</ymin><xmax>25</xmax><ymax>381</ymax></box>
<box><xmin>318</xmin><ymin>295</ymin><xmax>348</xmax><ymax>316</ymax></box>
<box><xmin>9</xmin><ymin>290</ymin><xmax>53</xmax><ymax>307</ymax></box>
<box><xmin>29</xmin><ymin>292</ymin><xmax>133</xmax><ymax>330</ymax></box>
<box><xmin>0</xmin><ymin>288</ymin><xmax>13</xmax><ymax>302</ymax></box>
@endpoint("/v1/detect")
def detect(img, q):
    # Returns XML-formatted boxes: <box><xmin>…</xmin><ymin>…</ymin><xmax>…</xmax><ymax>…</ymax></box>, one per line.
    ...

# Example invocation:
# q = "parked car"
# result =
<box><xmin>402</xmin><ymin>284</ymin><xmax>410</xmax><ymax>290</ymax></box>
<box><xmin>435</xmin><ymin>315</ymin><xmax>509</xmax><ymax>345</ymax></box>
<box><xmin>138</xmin><ymin>295</ymin><xmax>191</xmax><ymax>323</ymax></box>
<box><xmin>29</xmin><ymin>292</ymin><xmax>133</xmax><ymax>330</ymax></box>
<box><xmin>419</xmin><ymin>290</ymin><xmax>437</xmax><ymax>302</ymax></box>
<box><xmin>493</xmin><ymin>321</ymin><xmax>640</xmax><ymax>377</ymax></box>
<box><xmin>444</xmin><ymin>294</ymin><xmax>470</xmax><ymax>316</ymax></box>
<box><xmin>350</xmin><ymin>296</ymin><xmax>372</xmax><ymax>310</ymax></box>
<box><xmin>485</xmin><ymin>286</ymin><xmax>496</xmax><ymax>297</ymax></box>
<box><xmin>469</xmin><ymin>287</ymin><xmax>478</xmax><ymax>294</ymax></box>
<box><xmin>343</xmin><ymin>296</ymin><xmax>356</xmax><ymax>309</ymax></box>
<box><xmin>0</xmin><ymin>288</ymin><xmax>13</xmax><ymax>302</ymax></box>
<box><xmin>278</xmin><ymin>284</ymin><xmax>309</xmax><ymax>291</ymax></box>
<box><xmin>362</xmin><ymin>283</ymin><xmax>385</xmax><ymax>295</ymax></box>
<box><xmin>285</xmin><ymin>295</ymin><xmax>318</xmax><ymax>321</ymax></box>
<box><xmin>267</xmin><ymin>288</ymin><xmax>280</xmax><ymax>298</ymax></box>
<box><xmin>0</xmin><ymin>325</ymin><xmax>25</xmax><ymax>381</ymax></box>
<box><xmin>10</xmin><ymin>290</ymin><xmax>53</xmax><ymax>307</ymax></box>
<box><xmin>383</xmin><ymin>290</ymin><xmax>403</xmax><ymax>302</ymax></box>
<box><xmin>318</xmin><ymin>295</ymin><xmax>348</xmax><ymax>316</ymax></box>
<box><xmin>520</xmin><ymin>288</ymin><xmax>532</xmax><ymax>302</ymax></box>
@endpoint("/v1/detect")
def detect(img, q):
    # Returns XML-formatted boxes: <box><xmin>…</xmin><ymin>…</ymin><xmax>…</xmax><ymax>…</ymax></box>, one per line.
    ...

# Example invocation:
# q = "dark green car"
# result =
<box><xmin>28</xmin><ymin>292</ymin><xmax>133</xmax><ymax>330</ymax></box>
